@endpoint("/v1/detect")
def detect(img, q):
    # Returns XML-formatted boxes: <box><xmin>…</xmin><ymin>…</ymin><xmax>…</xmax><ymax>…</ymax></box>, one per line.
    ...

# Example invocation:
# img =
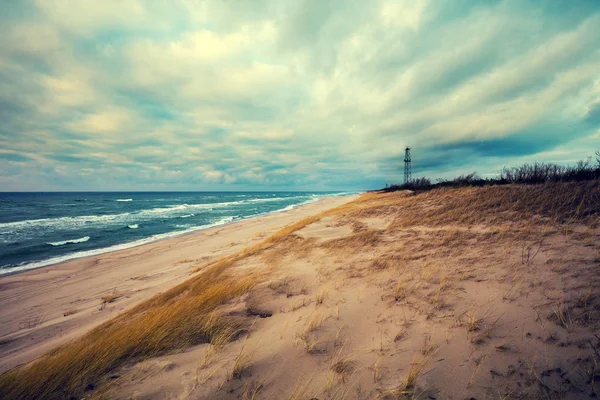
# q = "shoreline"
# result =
<box><xmin>0</xmin><ymin>194</ymin><xmax>358</xmax><ymax>373</ymax></box>
<box><xmin>0</xmin><ymin>193</ymin><xmax>356</xmax><ymax>277</ymax></box>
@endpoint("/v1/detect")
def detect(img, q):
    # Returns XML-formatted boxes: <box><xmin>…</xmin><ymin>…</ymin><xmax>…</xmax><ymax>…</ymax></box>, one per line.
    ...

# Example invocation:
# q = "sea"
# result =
<box><xmin>0</xmin><ymin>191</ymin><xmax>352</xmax><ymax>275</ymax></box>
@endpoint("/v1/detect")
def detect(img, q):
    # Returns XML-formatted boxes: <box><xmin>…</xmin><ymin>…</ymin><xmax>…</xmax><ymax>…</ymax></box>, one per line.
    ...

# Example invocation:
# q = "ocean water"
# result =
<box><xmin>0</xmin><ymin>192</ymin><xmax>350</xmax><ymax>275</ymax></box>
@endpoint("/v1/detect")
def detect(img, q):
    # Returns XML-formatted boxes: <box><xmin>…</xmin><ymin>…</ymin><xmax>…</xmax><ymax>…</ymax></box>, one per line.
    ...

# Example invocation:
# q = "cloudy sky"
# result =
<box><xmin>1</xmin><ymin>0</ymin><xmax>599</xmax><ymax>191</ymax></box>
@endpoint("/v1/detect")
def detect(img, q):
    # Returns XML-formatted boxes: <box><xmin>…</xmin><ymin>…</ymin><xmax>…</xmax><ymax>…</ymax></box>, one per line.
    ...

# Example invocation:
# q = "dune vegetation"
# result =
<box><xmin>385</xmin><ymin>151</ymin><xmax>600</xmax><ymax>191</ymax></box>
<box><xmin>1</xmin><ymin>168</ymin><xmax>599</xmax><ymax>399</ymax></box>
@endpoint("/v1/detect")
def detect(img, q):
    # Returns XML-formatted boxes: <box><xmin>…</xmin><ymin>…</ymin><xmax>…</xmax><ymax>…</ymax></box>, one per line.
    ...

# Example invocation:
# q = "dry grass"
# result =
<box><xmin>429</xmin><ymin>275</ymin><xmax>454</xmax><ymax>310</ymax></box>
<box><xmin>331</xmin><ymin>358</ymin><xmax>356</xmax><ymax>375</ymax></box>
<box><xmin>100</xmin><ymin>289</ymin><xmax>121</xmax><ymax>306</ymax></box>
<box><xmin>549</xmin><ymin>301</ymin><xmax>572</xmax><ymax>330</ymax></box>
<box><xmin>394</xmin><ymin>328</ymin><xmax>407</xmax><ymax>342</ymax></box>
<box><xmin>0</xmin><ymin>257</ymin><xmax>257</xmax><ymax>399</ymax></box>
<box><xmin>306</xmin><ymin>311</ymin><xmax>325</xmax><ymax>332</ymax></box>
<box><xmin>245</xmin><ymin>294</ymin><xmax>273</xmax><ymax>318</ymax></box>
<box><xmin>315</xmin><ymin>288</ymin><xmax>329</xmax><ymax>306</ymax></box>
<box><xmin>296</xmin><ymin>332</ymin><xmax>326</xmax><ymax>355</ymax></box>
<box><xmin>205</xmin><ymin>313</ymin><xmax>241</xmax><ymax>350</ymax></box>
<box><xmin>466</xmin><ymin>312</ymin><xmax>481</xmax><ymax>334</ymax></box>
<box><xmin>287</xmin><ymin>374</ymin><xmax>317</xmax><ymax>400</ymax></box>
<box><xmin>305</xmin><ymin>339</ymin><xmax>327</xmax><ymax>355</ymax></box>
<box><xmin>3</xmin><ymin>182</ymin><xmax>599</xmax><ymax>398</ymax></box>
<box><xmin>232</xmin><ymin>344</ymin><xmax>254</xmax><ymax>380</ymax></box>
<box><xmin>0</xmin><ymin>195</ymin><xmax>371</xmax><ymax>399</ymax></box>
<box><xmin>290</xmin><ymin>298</ymin><xmax>311</xmax><ymax>312</ymax></box>
<box><xmin>130</xmin><ymin>274</ymin><xmax>149</xmax><ymax>281</ymax></box>
<box><xmin>321</xmin><ymin>229</ymin><xmax>383</xmax><ymax>250</ymax></box>
<box><xmin>380</xmin><ymin>353</ymin><xmax>431</xmax><ymax>399</ymax></box>
<box><xmin>393</xmin><ymin>280</ymin><xmax>407</xmax><ymax>302</ymax></box>
<box><xmin>370</xmin><ymin>357</ymin><xmax>383</xmax><ymax>383</ymax></box>
<box><xmin>267</xmin><ymin>276</ymin><xmax>294</xmax><ymax>297</ymax></box>
<box><xmin>187</xmin><ymin>195</ymin><xmax>370</xmax><ymax>279</ymax></box>
<box><xmin>295</xmin><ymin>312</ymin><xmax>328</xmax><ymax>355</ymax></box>
<box><xmin>240</xmin><ymin>379</ymin><xmax>264</xmax><ymax>400</ymax></box>
<box><xmin>374</xmin><ymin>181</ymin><xmax>600</xmax><ymax>229</ymax></box>
<box><xmin>420</xmin><ymin>262</ymin><xmax>439</xmax><ymax>283</ymax></box>
<box><xmin>403</xmin><ymin>354</ymin><xmax>429</xmax><ymax>391</ymax></box>
<box><xmin>372</xmin><ymin>257</ymin><xmax>394</xmax><ymax>270</ymax></box>
<box><xmin>330</xmin><ymin>356</ymin><xmax>357</xmax><ymax>382</ymax></box>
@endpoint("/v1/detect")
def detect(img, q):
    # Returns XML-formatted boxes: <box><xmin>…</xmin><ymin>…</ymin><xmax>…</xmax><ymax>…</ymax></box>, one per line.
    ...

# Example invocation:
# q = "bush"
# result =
<box><xmin>499</xmin><ymin>160</ymin><xmax>599</xmax><ymax>184</ymax></box>
<box><xmin>384</xmin><ymin>177</ymin><xmax>431</xmax><ymax>191</ymax></box>
<box><xmin>382</xmin><ymin>152</ymin><xmax>600</xmax><ymax>192</ymax></box>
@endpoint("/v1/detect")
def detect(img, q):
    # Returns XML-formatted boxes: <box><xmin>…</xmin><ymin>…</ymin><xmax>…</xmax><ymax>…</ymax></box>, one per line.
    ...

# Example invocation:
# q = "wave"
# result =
<box><xmin>47</xmin><ymin>236</ymin><xmax>90</xmax><ymax>246</ymax></box>
<box><xmin>0</xmin><ymin>205</ymin><xmax>205</xmax><ymax>231</ymax></box>
<box><xmin>0</xmin><ymin>213</ymin><xmax>131</xmax><ymax>231</ymax></box>
<box><xmin>127</xmin><ymin>224</ymin><xmax>139</xmax><ymax>229</ymax></box>
<box><xmin>0</xmin><ymin>216</ymin><xmax>238</xmax><ymax>275</ymax></box>
<box><xmin>0</xmin><ymin>193</ymin><xmax>354</xmax><ymax>237</ymax></box>
<box><xmin>0</xmin><ymin>193</ymin><xmax>357</xmax><ymax>276</ymax></box>
<box><xmin>116</xmin><ymin>199</ymin><xmax>133</xmax><ymax>202</ymax></box>
<box><xmin>87</xmin><ymin>198</ymin><xmax>304</xmax><ymax>219</ymax></box>
<box><xmin>280</xmin><ymin>204</ymin><xmax>299</xmax><ymax>212</ymax></box>
<box><xmin>216</xmin><ymin>216</ymin><xmax>235</xmax><ymax>224</ymax></box>
<box><xmin>144</xmin><ymin>203</ymin><xmax>212</xmax><ymax>214</ymax></box>
<box><xmin>245</xmin><ymin>195</ymin><xmax>307</xmax><ymax>203</ymax></box>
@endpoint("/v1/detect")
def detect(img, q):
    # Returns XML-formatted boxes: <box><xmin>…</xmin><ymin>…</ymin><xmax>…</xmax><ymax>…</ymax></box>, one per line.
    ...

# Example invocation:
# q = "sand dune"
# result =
<box><xmin>1</xmin><ymin>183</ymin><xmax>600</xmax><ymax>399</ymax></box>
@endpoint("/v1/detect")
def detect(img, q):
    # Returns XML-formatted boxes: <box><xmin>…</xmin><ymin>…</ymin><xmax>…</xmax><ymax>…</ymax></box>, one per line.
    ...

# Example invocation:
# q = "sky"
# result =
<box><xmin>0</xmin><ymin>0</ymin><xmax>599</xmax><ymax>191</ymax></box>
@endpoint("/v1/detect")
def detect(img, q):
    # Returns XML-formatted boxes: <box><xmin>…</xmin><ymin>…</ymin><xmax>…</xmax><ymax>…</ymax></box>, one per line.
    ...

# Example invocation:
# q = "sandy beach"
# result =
<box><xmin>0</xmin><ymin>195</ymin><xmax>358</xmax><ymax>374</ymax></box>
<box><xmin>3</xmin><ymin>1</ymin><xmax>600</xmax><ymax>398</ymax></box>
<box><xmin>1</xmin><ymin>183</ymin><xmax>599</xmax><ymax>399</ymax></box>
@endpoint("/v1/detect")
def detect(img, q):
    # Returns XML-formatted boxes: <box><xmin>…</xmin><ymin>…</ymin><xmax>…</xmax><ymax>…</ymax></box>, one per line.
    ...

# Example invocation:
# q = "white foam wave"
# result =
<box><xmin>145</xmin><ymin>203</ymin><xmax>210</xmax><ymax>214</ymax></box>
<box><xmin>0</xmin><ymin>204</ymin><xmax>206</xmax><ymax>232</ymax></box>
<box><xmin>0</xmin><ymin>194</ymin><xmax>357</xmax><ymax>235</ymax></box>
<box><xmin>217</xmin><ymin>216</ymin><xmax>235</xmax><ymax>224</ymax></box>
<box><xmin>116</xmin><ymin>198</ymin><xmax>133</xmax><ymax>202</ymax></box>
<box><xmin>183</xmin><ymin>202</ymin><xmax>235</xmax><ymax>209</ymax></box>
<box><xmin>0</xmin><ymin>213</ymin><xmax>131</xmax><ymax>231</ymax></box>
<box><xmin>245</xmin><ymin>195</ymin><xmax>307</xmax><ymax>203</ymax></box>
<box><xmin>0</xmin><ymin>216</ymin><xmax>238</xmax><ymax>275</ymax></box>
<box><xmin>0</xmin><ymin>193</ymin><xmax>357</xmax><ymax>276</ymax></box>
<box><xmin>47</xmin><ymin>236</ymin><xmax>90</xmax><ymax>246</ymax></box>
<box><xmin>128</xmin><ymin>224</ymin><xmax>139</xmax><ymax>229</ymax></box>
<box><xmin>280</xmin><ymin>204</ymin><xmax>298</xmax><ymax>212</ymax></box>
<box><xmin>180</xmin><ymin>214</ymin><xmax>195</xmax><ymax>218</ymax></box>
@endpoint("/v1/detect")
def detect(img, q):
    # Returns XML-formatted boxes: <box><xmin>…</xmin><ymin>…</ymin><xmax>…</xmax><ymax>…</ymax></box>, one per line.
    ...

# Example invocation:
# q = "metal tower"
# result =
<box><xmin>404</xmin><ymin>146</ymin><xmax>411</xmax><ymax>184</ymax></box>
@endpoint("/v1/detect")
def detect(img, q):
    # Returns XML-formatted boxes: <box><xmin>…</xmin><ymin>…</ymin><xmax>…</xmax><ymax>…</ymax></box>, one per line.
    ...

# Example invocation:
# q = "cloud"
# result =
<box><xmin>67</xmin><ymin>109</ymin><xmax>134</xmax><ymax>134</ymax></box>
<box><xmin>5</xmin><ymin>23</ymin><xmax>62</xmax><ymax>55</ymax></box>
<box><xmin>0</xmin><ymin>152</ymin><xmax>34</xmax><ymax>163</ymax></box>
<box><xmin>0</xmin><ymin>0</ymin><xmax>599</xmax><ymax>191</ymax></box>
<box><xmin>586</xmin><ymin>102</ymin><xmax>600</xmax><ymax>125</ymax></box>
